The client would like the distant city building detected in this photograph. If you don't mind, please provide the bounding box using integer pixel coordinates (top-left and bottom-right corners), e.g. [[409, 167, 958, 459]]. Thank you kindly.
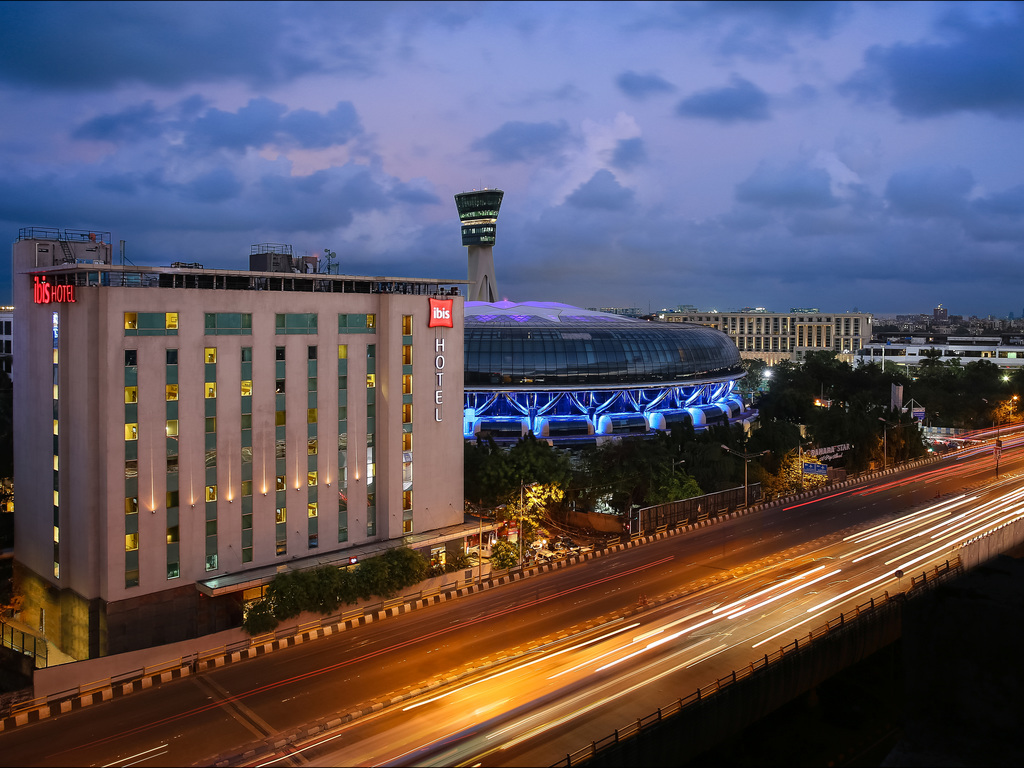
[[13, 227, 467, 659], [0, 306, 12, 378], [934, 304, 948, 324], [656, 309, 872, 366], [585, 306, 643, 318], [856, 332, 1024, 371]]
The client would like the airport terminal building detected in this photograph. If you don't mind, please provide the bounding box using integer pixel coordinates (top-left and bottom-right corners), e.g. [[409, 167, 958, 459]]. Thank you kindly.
[[12, 229, 465, 658]]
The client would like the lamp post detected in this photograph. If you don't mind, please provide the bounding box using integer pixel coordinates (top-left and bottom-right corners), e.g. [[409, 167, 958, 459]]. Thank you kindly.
[[721, 444, 770, 508], [877, 417, 894, 471]]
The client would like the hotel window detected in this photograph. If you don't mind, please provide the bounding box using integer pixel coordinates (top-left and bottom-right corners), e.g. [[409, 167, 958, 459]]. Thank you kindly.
[[308, 502, 318, 518], [276, 410, 286, 426], [124, 386, 138, 403], [205, 382, 217, 398], [366, 314, 376, 330], [402, 374, 412, 395], [166, 420, 178, 437], [308, 438, 318, 455], [402, 314, 413, 335], [205, 417, 216, 432], [366, 373, 376, 389], [241, 380, 252, 396], [402, 403, 412, 423], [166, 384, 178, 400], [402, 345, 413, 365], [125, 423, 138, 441], [124, 312, 138, 330], [307, 471, 318, 487], [276, 475, 286, 491], [165, 312, 178, 330], [125, 496, 139, 515], [204, 347, 217, 364], [125, 533, 139, 552], [206, 485, 217, 502]]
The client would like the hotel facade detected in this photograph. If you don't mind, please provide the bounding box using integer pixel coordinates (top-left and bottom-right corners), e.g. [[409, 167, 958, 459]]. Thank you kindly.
[[12, 229, 465, 659]]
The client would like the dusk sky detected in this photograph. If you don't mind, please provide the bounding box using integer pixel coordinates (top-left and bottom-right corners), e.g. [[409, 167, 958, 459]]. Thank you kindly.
[[2, 1, 1024, 317]]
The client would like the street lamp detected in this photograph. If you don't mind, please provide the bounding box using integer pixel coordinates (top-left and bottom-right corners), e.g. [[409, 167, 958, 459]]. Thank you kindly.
[[721, 445, 770, 508]]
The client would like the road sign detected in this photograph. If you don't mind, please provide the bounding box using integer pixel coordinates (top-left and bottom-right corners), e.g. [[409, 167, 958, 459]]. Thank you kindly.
[[802, 463, 828, 476]]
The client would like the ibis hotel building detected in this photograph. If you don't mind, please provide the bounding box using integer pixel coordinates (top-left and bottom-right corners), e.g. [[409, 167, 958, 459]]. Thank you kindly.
[[12, 228, 465, 658]]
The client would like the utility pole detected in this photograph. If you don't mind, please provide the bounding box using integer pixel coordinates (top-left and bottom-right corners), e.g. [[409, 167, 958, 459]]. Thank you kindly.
[[721, 444, 770, 508]]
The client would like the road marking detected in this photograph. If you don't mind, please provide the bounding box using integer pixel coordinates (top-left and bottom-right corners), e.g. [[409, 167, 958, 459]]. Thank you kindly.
[[101, 744, 168, 768]]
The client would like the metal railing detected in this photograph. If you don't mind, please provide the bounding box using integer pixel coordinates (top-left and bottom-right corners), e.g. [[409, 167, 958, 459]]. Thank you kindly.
[[0, 621, 47, 668]]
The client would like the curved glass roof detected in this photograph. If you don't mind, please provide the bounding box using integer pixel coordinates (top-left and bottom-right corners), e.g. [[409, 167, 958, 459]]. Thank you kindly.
[[465, 300, 742, 387]]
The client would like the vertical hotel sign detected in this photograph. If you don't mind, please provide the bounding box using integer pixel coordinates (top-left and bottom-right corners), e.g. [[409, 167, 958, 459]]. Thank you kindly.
[[428, 297, 454, 422]]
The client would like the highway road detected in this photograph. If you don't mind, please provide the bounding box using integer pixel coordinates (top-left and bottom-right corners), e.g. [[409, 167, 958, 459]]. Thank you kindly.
[[1, 440, 1022, 767]]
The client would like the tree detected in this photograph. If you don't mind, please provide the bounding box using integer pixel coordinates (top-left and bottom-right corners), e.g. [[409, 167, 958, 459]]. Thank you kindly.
[[242, 599, 278, 635], [501, 482, 564, 542], [490, 540, 519, 570]]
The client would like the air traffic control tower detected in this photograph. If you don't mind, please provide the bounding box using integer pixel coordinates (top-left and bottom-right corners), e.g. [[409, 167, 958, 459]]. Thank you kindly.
[[455, 188, 503, 302]]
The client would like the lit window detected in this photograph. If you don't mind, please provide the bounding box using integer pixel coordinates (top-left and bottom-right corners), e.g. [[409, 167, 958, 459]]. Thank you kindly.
[[402, 374, 412, 394], [204, 347, 217, 364], [402, 345, 412, 365], [125, 423, 138, 441], [53, 419, 59, 435], [338, 344, 348, 360], [276, 507, 287, 523], [241, 380, 252, 397], [308, 438, 318, 455], [53, 384, 59, 399], [165, 312, 178, 330], [366, 373, 375, 389], [402, 315, 412, 335], [308, 502, 318, 518], [205, 485, 217, 502], [124, 386, 137, 404], [402, 432, 412, 451], [53, 456, 58, 471], [307, 408, 317, 423], [241, 480, 252, 496], [53, 525, 60, 543], [125, 497, 138, 514], [125, 533, 139, 552], [275, 410, 286, 426], [205, 417, 216, 432], [53, 349, 58, 364], [166, 384, 178, 401], [276, 475, 286, 491], [166, 420, 178, 437], [402, 403, 412, 423], [124, 312, 137, 330], [307, 471, 318, 487], [205, 382, 217, 399], [366, 314, 376, 330], [53, 562, 60, 579]]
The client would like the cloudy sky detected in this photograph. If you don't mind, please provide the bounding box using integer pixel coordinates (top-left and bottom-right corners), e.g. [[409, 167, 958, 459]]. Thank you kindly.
[[2, 1, 1023, 316]]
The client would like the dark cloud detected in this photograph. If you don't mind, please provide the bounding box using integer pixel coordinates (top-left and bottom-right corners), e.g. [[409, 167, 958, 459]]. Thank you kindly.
[[470, 121, 573, 164], [841, 8, 1024, 118], [182, 169, 244, 204], [885, 167, 974, 218], [615, 71, 675, 100], [73, 98, 363, 154], [676, 76, 771, 122], [0, 2, 334, 90], [73, 102, 164, 142], [735, 162, 839, 209], [610, 138, 648, 171], [654, 1, 851, 61], [565, 170, 635, 211]]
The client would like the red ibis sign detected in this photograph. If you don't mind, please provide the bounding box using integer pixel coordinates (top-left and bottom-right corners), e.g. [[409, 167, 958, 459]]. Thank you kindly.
[[428, 297, 453, 328], [34, 276, 76, 304]]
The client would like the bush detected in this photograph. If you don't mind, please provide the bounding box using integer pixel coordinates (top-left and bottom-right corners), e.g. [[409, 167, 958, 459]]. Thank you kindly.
[[242, 599, 278, 635], [240, 547, 432, 635]]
